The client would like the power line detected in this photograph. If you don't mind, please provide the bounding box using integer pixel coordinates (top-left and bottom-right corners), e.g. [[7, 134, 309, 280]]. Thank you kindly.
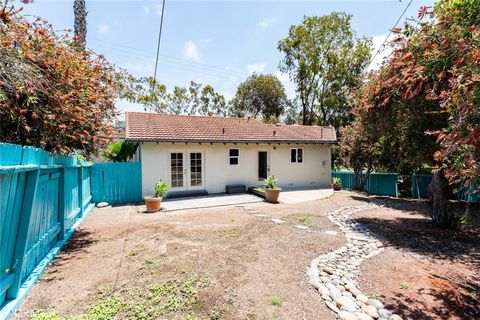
[[150, 0, 166, 113], [367, 0, 414, 70]]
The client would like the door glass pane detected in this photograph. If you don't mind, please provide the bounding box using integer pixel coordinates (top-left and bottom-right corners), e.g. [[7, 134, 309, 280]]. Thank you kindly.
[[190, 153, 202, 186], [171, 153, 183, 187]]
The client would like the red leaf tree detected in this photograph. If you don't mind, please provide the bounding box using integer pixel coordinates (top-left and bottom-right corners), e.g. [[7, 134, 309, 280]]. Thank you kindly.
[[0, 0, 122, 156]]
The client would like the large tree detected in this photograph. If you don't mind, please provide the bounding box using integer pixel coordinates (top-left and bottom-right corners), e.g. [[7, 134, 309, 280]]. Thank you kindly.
[[229, 73, 287, 123], [0, 0, 121, 155], [277, 12, 371, 126], [341, 0, 480, 226]]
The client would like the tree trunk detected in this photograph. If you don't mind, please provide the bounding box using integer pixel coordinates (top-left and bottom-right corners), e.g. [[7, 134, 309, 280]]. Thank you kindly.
[[73, 0, 87, 48], [428, 170, 452, 226]]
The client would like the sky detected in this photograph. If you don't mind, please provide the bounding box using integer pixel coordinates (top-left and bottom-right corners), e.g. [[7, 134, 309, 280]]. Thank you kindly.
[[20, 0, 435, 118]]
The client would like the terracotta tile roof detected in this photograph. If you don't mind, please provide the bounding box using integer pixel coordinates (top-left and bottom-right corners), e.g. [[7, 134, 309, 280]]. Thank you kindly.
[[125, 112, 337, 144]]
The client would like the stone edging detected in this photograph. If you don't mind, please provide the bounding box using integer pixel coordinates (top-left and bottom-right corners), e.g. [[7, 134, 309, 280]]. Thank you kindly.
[[307, 203, 403, 320]]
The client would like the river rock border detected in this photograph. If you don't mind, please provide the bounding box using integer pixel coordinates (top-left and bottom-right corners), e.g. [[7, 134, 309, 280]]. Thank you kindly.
[[307, 203, 403, 320]]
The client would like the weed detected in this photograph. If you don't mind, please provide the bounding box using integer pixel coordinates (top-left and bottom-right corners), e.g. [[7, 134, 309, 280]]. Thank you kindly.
[[229, 217, 236, 223], [270, 296, 284, 306], [221, 231, 240, 239], [369, 292, 381, 299], [31, 311, 61, 320], [400, 281, 409, 289], [210, 308, 220, 320], [297, 214, 313, 227]]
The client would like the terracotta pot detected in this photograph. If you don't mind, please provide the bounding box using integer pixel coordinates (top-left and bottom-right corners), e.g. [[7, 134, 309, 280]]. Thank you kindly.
[[265, 188, 281, 203], [333, 184, 341, 191], [144, 196, 162, 213]]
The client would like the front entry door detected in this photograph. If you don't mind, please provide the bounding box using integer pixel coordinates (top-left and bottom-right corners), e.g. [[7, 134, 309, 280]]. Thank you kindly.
[[258, 151, 268, 180], [169, 151, 204, 191]]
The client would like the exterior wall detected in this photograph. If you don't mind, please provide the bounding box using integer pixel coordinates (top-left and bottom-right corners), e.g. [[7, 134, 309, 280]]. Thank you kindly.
[[140, 142, 332, 196]]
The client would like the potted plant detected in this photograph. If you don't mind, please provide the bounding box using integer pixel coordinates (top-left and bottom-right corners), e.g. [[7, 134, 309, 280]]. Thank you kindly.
[[264, 175, 281, 203], [332, 177, 342, 191], [144, 180, 169, 213]]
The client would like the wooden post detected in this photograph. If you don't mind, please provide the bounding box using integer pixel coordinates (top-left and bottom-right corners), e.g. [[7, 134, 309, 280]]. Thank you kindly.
[[78, 166, 84, 218], [6, 169, 40, 299], [58, 167, 66, 240]]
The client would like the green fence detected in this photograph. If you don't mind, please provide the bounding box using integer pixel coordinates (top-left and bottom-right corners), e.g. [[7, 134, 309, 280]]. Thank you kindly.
[[0, 143, 94, 319], [412, 173, 479, 203], [333, 171, 399, 197]]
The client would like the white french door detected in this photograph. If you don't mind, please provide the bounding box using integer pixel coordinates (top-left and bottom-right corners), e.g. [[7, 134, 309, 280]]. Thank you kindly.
[[169, 151, 204, 191]]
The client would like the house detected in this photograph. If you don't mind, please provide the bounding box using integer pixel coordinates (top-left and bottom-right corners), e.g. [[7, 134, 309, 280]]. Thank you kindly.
[[125, 112, 337, 197]]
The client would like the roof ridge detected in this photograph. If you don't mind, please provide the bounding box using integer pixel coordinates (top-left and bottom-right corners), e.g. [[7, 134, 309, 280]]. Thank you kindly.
[[124, 111, 263, 122]]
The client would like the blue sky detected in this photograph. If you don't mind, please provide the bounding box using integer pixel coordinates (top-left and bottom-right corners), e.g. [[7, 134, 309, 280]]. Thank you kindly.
[[21, 0, 434, 117]]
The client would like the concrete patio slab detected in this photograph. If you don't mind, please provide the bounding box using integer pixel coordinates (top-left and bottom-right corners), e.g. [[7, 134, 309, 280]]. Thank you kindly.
[[279, 188, 333, 204], [161, 193, 262, 211]]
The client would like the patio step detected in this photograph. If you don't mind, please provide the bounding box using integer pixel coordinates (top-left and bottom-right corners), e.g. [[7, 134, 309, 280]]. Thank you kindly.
[[167, 190, 208, 199]]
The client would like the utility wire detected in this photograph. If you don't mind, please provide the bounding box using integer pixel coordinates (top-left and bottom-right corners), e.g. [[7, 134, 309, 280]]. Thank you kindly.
[[149, 0, 166, 113], [367, 0, 414, 70]]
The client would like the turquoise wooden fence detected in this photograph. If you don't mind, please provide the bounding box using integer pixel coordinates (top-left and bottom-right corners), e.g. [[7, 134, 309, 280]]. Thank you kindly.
[[0, 143, 94, 319], [90, 162, 142, 205], [333, 171, 399, 197], [412, 173, 479, 203]]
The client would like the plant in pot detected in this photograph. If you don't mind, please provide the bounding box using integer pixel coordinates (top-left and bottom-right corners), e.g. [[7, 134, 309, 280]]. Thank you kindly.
[[332, 177, 342, 191], [264, 175, 281, 203], [144, 180, 169, 213]]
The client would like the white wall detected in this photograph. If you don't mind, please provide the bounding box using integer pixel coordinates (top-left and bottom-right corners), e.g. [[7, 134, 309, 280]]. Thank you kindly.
[[140, 142, 332, 196]]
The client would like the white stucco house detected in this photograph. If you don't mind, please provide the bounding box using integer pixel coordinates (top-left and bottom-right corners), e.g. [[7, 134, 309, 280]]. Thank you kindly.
[[125, 112, 337, 197]]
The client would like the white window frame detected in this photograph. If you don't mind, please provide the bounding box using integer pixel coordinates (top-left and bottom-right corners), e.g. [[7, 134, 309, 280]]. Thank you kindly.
[[290, 148, 304, 163], [229, 148, 240, 165]]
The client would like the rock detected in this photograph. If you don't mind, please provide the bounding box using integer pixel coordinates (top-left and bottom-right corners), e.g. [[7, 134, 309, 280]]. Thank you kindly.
[[330, 288, 342, 300], [325, 282, 336, 291], [323, 266, 334, 274], [341, 305, 359, 313], [271, 218, 284, 224], [325, 301, 339, 313], [355, 313, 374, 320], [363, 305, 380, 319], [322, 294, 332, 302], [343, 291, 354, 298], [356, 294, 369, 304], [294, 224, 309, 230], [388, 315, 402, 320], [367, 299, 384, 310], [319, 285, 330, 297], [320, 276, 330, 283], [350, 288, 362, 297], [338, 311, 359, 320], [378, 309, 392, 318], [335, 296, 358, 310], [96, 202, 109, 208]]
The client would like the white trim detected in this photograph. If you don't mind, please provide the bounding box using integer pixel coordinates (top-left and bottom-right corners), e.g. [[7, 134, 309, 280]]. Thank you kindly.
[[290, 148, 304, 163]]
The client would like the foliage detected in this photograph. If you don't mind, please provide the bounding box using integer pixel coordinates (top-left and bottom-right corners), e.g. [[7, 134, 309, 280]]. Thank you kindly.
[[153, 180, 169, 198], [332, 177, 341, 185], [229, 73, 288, 123], [270, 296, 284, 306], [342, 0, 480, 222], [264, 175, 279, 189], [100, 140, 138, 162], [278, 12, 371, 127], [122, 77, 227, 116], [0, 0, 121, 155]]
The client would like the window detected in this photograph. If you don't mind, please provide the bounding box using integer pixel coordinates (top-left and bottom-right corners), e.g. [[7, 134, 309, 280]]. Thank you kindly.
[[290, 148, 303, 163], [229, 149, 239, 165]]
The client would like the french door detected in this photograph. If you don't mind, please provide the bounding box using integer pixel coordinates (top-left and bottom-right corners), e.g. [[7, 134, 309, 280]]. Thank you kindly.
[[169, 151, 204, 191]]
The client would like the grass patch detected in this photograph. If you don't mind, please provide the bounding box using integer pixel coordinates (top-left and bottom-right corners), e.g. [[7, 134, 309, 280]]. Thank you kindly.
[[32, 276, 213, 320], [400, 281, 409, 289], [229, 217, 236, 223], [220, 231, 240, 239], [270, 296, 284, 307], [297, 213, 313, 227]]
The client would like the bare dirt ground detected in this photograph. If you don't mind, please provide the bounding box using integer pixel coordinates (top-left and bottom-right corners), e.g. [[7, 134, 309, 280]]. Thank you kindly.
[[353, 199, 480, 320], [14, 191, 367, 320], [13, 192, 480, 320]]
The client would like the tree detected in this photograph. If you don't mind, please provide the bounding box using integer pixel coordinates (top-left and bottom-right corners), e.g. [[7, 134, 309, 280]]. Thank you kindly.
[[122, 77, 227, 116], [278, 12, 371, 126], [342, 0, 480, 226], [229, 73, 287, 123], [0, 0, 121, 155], [73, 0, 87, 48]]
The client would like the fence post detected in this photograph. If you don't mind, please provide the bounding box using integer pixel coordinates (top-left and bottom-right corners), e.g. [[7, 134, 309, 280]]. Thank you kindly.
[[78, 166, 84, 218], [6, 169, 40, 299], [58, 167, 66, 240]]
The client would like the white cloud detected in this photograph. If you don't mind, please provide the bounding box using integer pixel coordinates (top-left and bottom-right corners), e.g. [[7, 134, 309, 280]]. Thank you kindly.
[[246, 63, 266, 74], [143, 6, 150, 14], [97, 23, 110, 35], [199, 38, 212, 44], [256, 18, 278, 28], [368, 33, 393, 71], [183, 41, 201, 62]]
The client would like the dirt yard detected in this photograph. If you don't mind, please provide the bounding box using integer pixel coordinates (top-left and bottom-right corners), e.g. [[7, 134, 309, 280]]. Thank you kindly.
[[353, 199, 480, 320], [13, 192, 480, 320]]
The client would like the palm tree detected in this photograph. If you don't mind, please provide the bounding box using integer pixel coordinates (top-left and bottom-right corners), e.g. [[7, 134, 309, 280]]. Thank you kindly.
[[73, 0, 87, 48]]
